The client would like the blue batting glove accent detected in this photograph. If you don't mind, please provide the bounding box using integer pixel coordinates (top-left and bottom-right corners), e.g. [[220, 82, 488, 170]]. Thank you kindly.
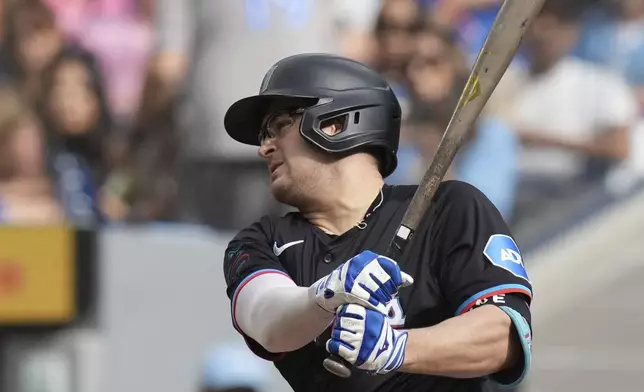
[[312, 250, 414, 315], [326, 304, 408, 375]]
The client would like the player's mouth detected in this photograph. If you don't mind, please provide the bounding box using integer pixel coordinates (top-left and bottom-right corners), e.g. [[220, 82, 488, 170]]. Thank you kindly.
[[269, 162, 283, 179]]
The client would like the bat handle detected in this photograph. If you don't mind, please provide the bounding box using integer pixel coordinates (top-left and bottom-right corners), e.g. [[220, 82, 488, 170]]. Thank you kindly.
[[323, 354, 353, 378]]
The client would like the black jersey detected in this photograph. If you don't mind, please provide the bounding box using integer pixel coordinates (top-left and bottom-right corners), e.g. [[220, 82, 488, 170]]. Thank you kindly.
[[223, 181, 533, 392]]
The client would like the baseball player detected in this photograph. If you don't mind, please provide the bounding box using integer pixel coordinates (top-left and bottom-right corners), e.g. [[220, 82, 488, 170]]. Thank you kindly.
[[222, 53, 532, 392]]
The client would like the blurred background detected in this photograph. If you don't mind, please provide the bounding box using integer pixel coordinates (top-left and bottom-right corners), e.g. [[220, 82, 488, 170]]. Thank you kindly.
[[0, 0, 643, 391]]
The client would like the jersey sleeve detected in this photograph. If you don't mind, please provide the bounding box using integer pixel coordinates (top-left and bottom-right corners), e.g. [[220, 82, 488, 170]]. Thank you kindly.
[[430, 181, 533, 387], [223, 216, 292, 361]]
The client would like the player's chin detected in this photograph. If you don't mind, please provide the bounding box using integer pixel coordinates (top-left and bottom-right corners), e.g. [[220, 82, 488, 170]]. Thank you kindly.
[[270, 178, 294, 205]]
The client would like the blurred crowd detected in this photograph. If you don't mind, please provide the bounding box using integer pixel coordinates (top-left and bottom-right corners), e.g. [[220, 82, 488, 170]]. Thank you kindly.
[[0, 0, 170, 226], [0, 0, 643, 234], [1, 1, 644, 391], [360, 0, 644, 230]]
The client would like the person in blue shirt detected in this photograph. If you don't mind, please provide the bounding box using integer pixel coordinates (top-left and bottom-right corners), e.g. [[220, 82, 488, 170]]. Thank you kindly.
[[574, 0, 644, 111], [456, 116, 519, 220], [38, 47, 112, 225], [388, 14, 519, 220], [428, 0, 503, 60], [389, 98, 519, 221]]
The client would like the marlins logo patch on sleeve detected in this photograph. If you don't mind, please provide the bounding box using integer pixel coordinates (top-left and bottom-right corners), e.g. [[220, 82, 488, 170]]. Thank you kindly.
[[224, 246, 250, 283], [483, 234, 529, 282]]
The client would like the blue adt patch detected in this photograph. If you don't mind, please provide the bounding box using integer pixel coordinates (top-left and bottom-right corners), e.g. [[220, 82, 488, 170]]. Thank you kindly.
[[483, 234, 529, 282]]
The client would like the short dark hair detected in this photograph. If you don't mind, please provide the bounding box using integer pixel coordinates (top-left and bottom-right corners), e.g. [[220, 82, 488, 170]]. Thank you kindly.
[[417, 17, 461, 48], [374, 8, 426, 39], [3, 0, 58, 75]]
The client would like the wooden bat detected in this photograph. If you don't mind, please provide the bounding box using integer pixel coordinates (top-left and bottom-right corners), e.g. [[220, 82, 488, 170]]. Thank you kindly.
[[322, 0, 547, 378]]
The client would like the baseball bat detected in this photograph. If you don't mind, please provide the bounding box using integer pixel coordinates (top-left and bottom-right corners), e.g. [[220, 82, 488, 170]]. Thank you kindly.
[[322, 0, 547, 378]]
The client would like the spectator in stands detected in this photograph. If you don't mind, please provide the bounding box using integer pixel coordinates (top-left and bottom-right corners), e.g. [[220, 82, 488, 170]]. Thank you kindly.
[[99, 51, 181, 223], [74, 0, 155, 123], [575, 0, 644, 188], [389, 21, 463, 187], [373, 0, 426, 94], [38, 46, 109, 226], [0, 0, 64, 103], [0, 1, 4, 45], [504, 0, 638, 223], [150, 0, 341, 230], [390, 96, 519, 219], [39, 0, 155, 122], [405, 21, 467, 104], [200, 343, 270, 392], [388, 21, 458, 186], [574, 0, 644, 187], [41, 0, 91, 40], [39, 47, 110, 182], [390, 19, 519, 218], [430, 0, 503, 61], [451, 112, 519, 221], [388, 98, 458, 186], [332, 0, 382, 64], [0, 87, 63, 224], [576, 0, 644, 111]]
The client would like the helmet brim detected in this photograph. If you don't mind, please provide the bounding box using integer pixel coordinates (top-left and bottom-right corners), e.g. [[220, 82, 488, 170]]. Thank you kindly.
[[224, 94, 319, 146]]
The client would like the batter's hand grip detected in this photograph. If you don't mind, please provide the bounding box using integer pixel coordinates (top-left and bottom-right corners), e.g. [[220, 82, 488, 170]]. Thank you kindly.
[[322, 239, 408, 377]]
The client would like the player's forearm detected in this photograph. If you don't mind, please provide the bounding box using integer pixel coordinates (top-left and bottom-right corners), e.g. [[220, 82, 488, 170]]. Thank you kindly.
[[587, 127, 630, 160], [518, 130, 576, 149], [252, 286, 333, 352], [235, 276, 333, 353], [400, 306, 518, 378]]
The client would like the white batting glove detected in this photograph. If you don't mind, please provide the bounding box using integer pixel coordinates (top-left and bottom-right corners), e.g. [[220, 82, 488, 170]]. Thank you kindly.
[[326, 304, 408, 375], [310, 250, 414, 315]]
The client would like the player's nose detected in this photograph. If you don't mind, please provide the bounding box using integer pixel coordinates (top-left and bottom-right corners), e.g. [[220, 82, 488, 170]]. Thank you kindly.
[[258, 139, 276, 159]]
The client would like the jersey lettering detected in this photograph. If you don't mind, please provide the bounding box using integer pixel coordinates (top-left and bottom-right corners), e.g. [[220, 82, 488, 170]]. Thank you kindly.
[[386, 298, 406, 328], [483, 234, 530, 282], [501, 248, 522, 264], [474, 294, 506, 308]]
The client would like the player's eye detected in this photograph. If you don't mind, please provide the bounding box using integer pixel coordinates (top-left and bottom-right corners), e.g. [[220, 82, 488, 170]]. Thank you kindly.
[[259, 114, 282, 143], [259, 108, 305, 143], [268, 111, 298, 135], [271, 116, 292, 133], [258, 128, 271, 144]]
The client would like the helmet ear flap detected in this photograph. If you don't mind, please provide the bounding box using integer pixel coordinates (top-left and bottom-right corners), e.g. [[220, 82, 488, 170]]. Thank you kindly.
[[347, 145, 393, 176]]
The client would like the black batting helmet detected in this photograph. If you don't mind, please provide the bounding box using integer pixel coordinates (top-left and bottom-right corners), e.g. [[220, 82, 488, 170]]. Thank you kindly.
[[223, 53, 402, 177]]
